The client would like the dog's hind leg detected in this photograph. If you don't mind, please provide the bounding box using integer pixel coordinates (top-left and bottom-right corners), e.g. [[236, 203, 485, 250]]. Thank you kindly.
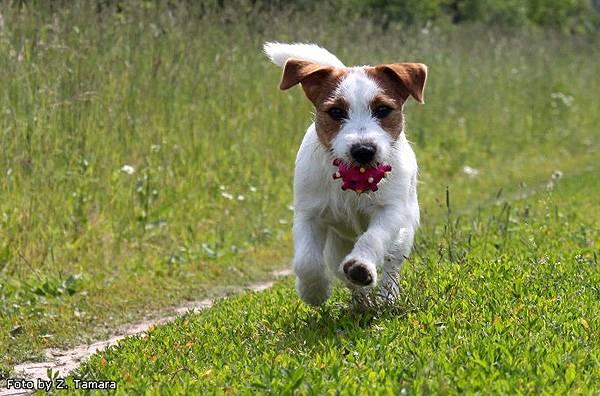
[[377, 255, 404, 304], [377, 227, 415, 304], [293, 216, 331, 306]]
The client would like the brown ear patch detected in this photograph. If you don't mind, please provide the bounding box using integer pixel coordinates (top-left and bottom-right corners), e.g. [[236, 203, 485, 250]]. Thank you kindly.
[[279, 59, 348, 147], [279, 58, 347, 107], [366, 63, 427, 104], [280, 59, 332, 90]]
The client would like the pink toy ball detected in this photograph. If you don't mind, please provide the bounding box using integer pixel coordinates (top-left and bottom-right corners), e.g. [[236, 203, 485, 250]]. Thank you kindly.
[[332, 159, 392, 193]]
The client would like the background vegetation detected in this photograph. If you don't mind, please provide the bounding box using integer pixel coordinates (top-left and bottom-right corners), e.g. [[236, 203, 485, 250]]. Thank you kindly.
[[200, 0, 600, 32], [0, 0, 598, 390]]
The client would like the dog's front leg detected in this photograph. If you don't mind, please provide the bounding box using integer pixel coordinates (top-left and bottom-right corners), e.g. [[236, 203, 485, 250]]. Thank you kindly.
[[341, 206, 405, 288], [292, 212, 331, 306]]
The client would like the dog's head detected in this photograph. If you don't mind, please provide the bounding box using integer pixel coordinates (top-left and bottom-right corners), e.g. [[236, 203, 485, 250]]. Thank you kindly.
[[279, 59, 427, 167]]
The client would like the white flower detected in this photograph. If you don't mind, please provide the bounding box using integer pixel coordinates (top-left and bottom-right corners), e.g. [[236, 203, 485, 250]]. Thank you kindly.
[[546, 170, 563, 191], [552, 170, 563, 180], [462, 165, 479, 177], [221, 192, 233, 200], [249, 186, 257, 192], [120, 165, 135, 175], [551, 92, 574, 107], [237, 195, 245, 201]]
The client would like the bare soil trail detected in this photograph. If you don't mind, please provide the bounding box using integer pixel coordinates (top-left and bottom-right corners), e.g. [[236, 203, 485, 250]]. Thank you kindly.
[[1, 269, 292, 396]]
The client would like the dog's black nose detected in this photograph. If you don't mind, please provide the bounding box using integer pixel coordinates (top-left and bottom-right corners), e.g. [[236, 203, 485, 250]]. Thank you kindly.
[[350, 143, 377, 165]]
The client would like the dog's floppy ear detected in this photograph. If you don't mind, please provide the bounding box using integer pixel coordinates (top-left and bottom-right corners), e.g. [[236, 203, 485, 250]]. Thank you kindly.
[[279, 59, 339, 105], [374, 63, 427, 104]]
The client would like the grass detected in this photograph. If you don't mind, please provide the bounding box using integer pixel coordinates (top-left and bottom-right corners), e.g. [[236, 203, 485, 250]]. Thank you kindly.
[[1, 0, 598, 381], [69, 170, 599, 394]]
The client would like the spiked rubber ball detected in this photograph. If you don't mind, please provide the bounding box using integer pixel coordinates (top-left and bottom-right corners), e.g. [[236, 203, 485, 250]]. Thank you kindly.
[[332, 159, 392, 193]]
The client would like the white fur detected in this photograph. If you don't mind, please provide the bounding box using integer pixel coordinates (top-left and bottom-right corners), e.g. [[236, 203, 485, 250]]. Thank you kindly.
[[264, 43, 420, 306], [263, 42, 346, 68], [331, 69, 394, 167]]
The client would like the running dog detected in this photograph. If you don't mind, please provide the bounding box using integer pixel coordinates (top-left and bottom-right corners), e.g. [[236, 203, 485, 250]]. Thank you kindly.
[[264, 42, 427, 306]]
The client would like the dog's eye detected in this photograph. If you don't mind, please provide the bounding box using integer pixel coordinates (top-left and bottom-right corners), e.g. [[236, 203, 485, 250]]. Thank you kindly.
[[373, 105, 393, 119], [327, 107, 347, 121]]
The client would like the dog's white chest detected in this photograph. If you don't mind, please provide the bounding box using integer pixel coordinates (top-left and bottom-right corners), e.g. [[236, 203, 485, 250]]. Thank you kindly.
[[319, 198, 372, 240]]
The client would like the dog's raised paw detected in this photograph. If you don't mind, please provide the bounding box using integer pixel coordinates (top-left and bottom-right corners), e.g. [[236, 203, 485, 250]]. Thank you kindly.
[[342, 259, 374, 286]]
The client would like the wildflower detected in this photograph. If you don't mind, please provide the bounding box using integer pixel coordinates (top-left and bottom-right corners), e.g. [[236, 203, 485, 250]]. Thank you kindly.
[[120, 165, 135, 175], [221, 192, 233, 200], [237, 195, 245, 201], [462, 165, 479, 177], [552, 170, 563, 180], [550, 92, 574, 107], [546, 169, 563, 191]]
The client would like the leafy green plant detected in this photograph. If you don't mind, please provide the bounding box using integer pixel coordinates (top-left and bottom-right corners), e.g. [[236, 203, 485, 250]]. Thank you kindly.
[[29, 274, 81, 298]]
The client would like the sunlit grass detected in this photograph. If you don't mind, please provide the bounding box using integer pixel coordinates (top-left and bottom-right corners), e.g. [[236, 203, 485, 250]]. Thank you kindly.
[[0, 2, 598, 375], [71, 170, 599, 394]]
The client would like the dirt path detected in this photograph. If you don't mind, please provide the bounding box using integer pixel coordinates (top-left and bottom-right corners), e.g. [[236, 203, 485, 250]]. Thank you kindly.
[[1, 269, 292, 396]]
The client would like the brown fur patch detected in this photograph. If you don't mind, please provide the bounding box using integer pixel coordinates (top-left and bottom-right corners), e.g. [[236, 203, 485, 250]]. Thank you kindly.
[[366, 64, 427, 139], [369, 94, 404, 140], [279, 59, 348, 148], [314, 97, 349, 148], [366, 63, 427, 104]]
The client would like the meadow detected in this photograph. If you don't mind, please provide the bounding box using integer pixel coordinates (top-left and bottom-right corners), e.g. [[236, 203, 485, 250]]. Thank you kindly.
[[0, 1, 598, 391], [72, 169, 599, 394]]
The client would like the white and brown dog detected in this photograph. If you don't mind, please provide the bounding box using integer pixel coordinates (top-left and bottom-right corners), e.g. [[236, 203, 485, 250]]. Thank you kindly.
[[264, 42, 427, 306]]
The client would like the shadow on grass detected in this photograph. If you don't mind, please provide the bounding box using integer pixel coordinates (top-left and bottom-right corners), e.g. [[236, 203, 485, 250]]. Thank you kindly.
[[277, 286, 425, 353]]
